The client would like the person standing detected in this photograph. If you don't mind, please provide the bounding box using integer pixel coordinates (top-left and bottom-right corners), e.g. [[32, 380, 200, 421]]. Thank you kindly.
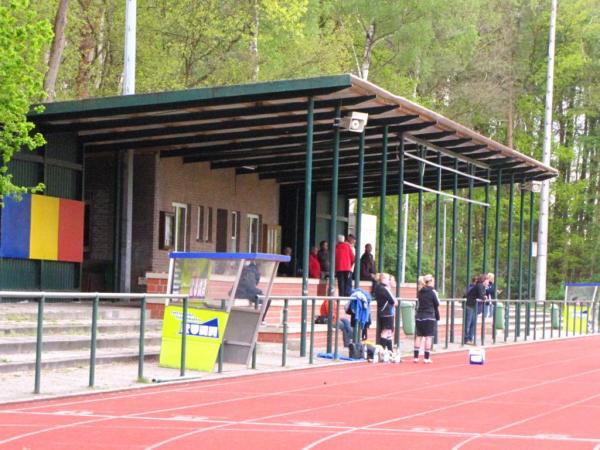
[[485, 272, 496, 318], [465, 274, 488, 344], [372, 272, 397, 352], [317, 240, 329, 279], [360, 243, 376, 281], [277, 247, 293, 277], [335, 235, 354, 297], [308, 245, 320, 279], [414, 274, 440, 363]]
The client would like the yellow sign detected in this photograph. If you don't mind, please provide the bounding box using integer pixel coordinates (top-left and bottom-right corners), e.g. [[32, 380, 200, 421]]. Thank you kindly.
[[563, 304, 589, 333], [159, 305, 229, 372]]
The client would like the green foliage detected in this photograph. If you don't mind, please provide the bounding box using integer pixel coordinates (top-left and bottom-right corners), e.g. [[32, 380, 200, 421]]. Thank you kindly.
[[7, 0, 598, 298], [0, 0, 51, 199]]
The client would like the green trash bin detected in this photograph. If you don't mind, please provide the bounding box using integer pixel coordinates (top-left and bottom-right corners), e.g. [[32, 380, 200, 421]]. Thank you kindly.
[[494, 302, 505, 330], [551, 304, 560, 329], [401, 302, 415, 335]]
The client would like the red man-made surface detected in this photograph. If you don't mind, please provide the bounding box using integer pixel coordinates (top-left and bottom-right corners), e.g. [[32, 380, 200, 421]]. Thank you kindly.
[[1, 336, 599, 449]]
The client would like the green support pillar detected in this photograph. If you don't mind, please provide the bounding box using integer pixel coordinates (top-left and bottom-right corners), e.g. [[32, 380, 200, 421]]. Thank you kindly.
[[395, 134, 405, 348], [435, 153, 442, 285], [327, 103, 342, 298], [483, 170, 490, 274], [518, 181, 526, 300], [450, 160, 458, 342], [528, 190, 535, 299], [300, 97, 315, 357], [354, 131, 365, 287], [417, 146, 424, 278], [378, 126, 389, 272], [466, 165, 473, 288], [506, 174, 515, 301], [395, 134, 405, 296], [493, 170, 502, 343]]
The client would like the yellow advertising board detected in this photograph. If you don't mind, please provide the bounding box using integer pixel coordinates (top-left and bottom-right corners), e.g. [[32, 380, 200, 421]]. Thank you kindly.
[[159, 305, 229, 372], [563, 304, 589, 333]]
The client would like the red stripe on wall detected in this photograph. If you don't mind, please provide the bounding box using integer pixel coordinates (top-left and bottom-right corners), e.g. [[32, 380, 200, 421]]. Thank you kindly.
[[58, 199, 84, 263]]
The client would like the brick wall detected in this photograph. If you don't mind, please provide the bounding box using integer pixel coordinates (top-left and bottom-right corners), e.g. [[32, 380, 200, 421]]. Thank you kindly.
[[151, 158, 279, 273]]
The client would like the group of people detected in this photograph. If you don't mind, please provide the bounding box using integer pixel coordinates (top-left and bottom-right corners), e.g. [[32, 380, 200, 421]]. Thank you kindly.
[[464, 272, 496, 344]]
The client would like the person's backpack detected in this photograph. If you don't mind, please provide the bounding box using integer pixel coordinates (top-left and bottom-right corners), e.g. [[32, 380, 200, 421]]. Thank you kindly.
[[348, 341, 364, 359]]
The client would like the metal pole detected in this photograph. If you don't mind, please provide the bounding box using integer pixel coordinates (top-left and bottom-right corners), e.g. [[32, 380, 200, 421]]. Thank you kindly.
[[378, 126, 389, 272], [517, 182, 526, 338], [450, 160, 458, 342], [301, 97, 315, 357], [507, 175, 515, 301], [528, 190, 535, 299], [328, 103, 340, 298], [401, 196, 409, 284], [34, 295, 45, 394], [396, 134, 405, 296], [442, 201, 447, 296], [354, 131, 365, 287], [483, 169, 490, 274], [417, 146, 424, 277], [494, 170, 503, 301], [435, 153, 442, 285], [536, 0, 557, 303], [88, 295, 99, 387], [138, 296, 146, 380], [466, 165, 474, 343], [466, 165, 473, 288], [180, 297, 188, 377], [123, 0, 136, 95]]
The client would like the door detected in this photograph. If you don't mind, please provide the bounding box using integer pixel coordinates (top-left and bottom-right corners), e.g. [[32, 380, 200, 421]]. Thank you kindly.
[[216, 208, 228, 252]]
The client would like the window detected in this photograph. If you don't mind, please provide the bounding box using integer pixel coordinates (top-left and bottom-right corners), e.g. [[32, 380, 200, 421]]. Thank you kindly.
[[196, 206, 204, 241], [159, 211, 175, 250], [172, 203, 188, 251], [231, 211, 240, 251], [247, 214, 259, 252], [195, 205, 213, 242]]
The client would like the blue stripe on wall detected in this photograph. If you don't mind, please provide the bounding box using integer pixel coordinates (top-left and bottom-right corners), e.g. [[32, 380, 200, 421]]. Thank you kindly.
[[0, 194, 31, 259]]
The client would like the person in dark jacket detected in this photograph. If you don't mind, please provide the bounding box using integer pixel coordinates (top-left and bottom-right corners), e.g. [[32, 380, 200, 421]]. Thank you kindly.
[[360, 243, 376, 281], [465, 274, 489, 344], [372, 272, 397, 352], [317, 240, 329, 279], [414, 274, 440, 363]]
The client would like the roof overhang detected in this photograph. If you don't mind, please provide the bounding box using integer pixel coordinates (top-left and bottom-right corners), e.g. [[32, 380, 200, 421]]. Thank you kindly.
[[29, 74, 557, 197]]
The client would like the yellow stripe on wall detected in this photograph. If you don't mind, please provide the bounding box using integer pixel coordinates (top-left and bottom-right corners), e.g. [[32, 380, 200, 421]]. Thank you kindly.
[[29, 195, 59, 261]]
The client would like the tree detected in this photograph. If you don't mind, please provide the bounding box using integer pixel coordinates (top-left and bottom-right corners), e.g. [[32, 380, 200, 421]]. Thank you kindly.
[[0, 0, 52, 199]]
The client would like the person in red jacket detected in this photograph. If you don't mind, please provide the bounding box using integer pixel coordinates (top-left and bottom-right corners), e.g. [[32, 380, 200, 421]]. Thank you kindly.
[[335, 235, 355, 297], [308, 245, 320, 279]]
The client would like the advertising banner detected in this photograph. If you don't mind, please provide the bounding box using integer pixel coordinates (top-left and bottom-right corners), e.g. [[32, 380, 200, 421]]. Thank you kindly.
[[159, 305, 229, 372]]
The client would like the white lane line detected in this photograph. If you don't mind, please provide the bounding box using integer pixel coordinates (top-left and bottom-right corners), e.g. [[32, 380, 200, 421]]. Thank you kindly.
[[301, 363, 600, 450], [451, 390, 600, 449], [140, 348, 594, 450], [0, 342, 590, 447]]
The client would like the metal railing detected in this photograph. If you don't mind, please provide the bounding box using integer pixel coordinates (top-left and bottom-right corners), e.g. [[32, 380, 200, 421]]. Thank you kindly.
[[1, 291, 598, 394]]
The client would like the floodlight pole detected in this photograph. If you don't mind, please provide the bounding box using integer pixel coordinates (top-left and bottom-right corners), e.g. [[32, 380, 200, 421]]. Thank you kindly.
[[123, 0, 136, 95], [536, 0, 557, 302]]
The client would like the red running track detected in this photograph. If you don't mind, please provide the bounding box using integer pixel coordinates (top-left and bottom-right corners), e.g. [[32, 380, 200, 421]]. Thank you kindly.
[[1, 336, 600, 450]]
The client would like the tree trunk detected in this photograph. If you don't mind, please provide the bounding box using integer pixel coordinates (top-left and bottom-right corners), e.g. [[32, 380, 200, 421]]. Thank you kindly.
[[75, 0, 97, 99], [44, 0, 70, 102], [251, 0, 259, 82], [361, 21, 375, 80], [506, 82, 514, 148]]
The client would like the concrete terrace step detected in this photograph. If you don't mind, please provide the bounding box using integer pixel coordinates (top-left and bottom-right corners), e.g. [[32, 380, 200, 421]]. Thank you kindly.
[[0, 332, 162, 355], [0, 303, 143, 321], [0, 319, 163, 337], [0, 347, 161, 374]]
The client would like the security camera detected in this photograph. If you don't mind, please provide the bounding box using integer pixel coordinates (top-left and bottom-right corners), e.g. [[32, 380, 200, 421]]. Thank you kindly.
[[335, 111, 369, 133], [521, 181, 542, 192]]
